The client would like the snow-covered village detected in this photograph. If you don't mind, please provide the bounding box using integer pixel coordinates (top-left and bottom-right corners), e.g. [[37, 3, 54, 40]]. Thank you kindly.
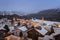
[[0, 0, 60, 40], [0, 17, 60, 40]]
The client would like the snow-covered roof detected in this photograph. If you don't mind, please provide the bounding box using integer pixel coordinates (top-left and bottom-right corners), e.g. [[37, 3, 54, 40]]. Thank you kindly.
[[53, 27, 60, 34], [18, 26, 28, 31], [0, 24, 5, 30], [9, 27, 14, 32], [14, 22, 18, 26], [32, 19, 42, 23], [35, 27, 48, 35], [43, 26, 52, 31]]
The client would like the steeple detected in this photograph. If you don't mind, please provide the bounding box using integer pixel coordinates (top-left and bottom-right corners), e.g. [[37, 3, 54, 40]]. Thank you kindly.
[[42, 16, 44, 25]]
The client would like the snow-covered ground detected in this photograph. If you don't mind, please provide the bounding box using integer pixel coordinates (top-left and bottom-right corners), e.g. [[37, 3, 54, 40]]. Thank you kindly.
[[32, 19, 60, 24]]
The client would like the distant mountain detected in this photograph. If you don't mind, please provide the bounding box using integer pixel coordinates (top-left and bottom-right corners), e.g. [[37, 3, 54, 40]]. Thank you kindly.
[[0, 14, 23, 19], [0, 11, 27, 16], [0, 9, 60, 22], [23, 9, 60, 22]]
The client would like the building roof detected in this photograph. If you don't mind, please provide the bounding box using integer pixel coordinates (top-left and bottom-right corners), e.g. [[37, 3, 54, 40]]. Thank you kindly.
[[18, 26, 28, 31], [35, 27, 48, 35]]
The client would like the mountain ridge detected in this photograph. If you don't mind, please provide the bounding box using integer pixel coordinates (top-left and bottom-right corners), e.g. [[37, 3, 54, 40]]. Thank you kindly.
[[23, 9, 60, 21], [0, 9, 60, 22]]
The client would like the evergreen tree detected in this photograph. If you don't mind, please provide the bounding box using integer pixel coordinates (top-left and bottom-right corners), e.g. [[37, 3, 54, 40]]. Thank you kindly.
[[4, 25, 10, 32]]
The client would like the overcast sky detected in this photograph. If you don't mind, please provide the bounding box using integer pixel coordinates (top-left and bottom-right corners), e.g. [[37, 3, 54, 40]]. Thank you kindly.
[[0, 0, 60, 13]]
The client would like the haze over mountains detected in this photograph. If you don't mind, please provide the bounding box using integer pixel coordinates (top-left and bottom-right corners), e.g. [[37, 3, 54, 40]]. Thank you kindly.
[[24, 9, 60, 21], [0, 11, 27, 16], [0, 8, 60, 21]]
